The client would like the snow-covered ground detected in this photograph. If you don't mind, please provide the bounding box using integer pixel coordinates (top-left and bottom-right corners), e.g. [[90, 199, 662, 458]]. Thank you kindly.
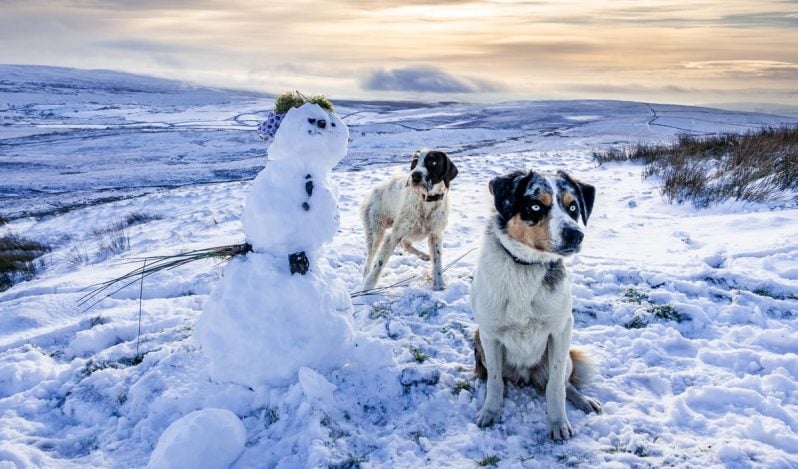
[[1, 66, 798, 467]]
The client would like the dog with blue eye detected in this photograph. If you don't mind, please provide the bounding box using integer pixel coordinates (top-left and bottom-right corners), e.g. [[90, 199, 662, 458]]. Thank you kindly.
[[471, 168, 601, 440], [361, 150, 458, 291]]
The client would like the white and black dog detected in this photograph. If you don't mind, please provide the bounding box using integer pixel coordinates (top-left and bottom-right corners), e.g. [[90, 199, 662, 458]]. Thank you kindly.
[[471, 168, 601, 440], [361, 150, 458, 291]]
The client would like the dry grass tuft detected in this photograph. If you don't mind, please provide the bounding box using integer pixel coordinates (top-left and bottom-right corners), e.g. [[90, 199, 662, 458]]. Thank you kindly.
[[0, 234, 50, 291], [594, 126, 798, 207], [92, 221, 130, 259]]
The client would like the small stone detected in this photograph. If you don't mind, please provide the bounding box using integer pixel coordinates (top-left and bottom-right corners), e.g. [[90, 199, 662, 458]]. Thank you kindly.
[[399, 366, 440, 386]]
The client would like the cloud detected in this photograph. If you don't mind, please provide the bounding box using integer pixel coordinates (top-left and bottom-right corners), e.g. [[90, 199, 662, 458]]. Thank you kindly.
[[93, 39, 205, 54], [482, 39, 599, 60], [682, 60, 798, 80], [361, 66, 502, 93], [561, 83, 695, 95], [722, 12, 798, 27]]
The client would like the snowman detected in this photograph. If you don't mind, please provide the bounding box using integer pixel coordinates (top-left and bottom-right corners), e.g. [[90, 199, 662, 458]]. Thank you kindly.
[[195, 102, 357, 389]]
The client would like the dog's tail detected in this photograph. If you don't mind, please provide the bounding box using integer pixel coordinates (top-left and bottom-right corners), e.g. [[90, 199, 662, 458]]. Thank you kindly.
[[568, 347, 597, 388]]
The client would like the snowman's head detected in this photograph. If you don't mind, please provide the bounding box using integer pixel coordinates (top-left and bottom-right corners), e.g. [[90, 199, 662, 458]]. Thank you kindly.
[[268, 103, 349, 169]]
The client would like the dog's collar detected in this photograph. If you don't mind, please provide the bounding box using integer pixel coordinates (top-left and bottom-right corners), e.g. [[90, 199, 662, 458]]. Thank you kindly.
[[423, 193, 444, 202], [497, 239, 548, 266]]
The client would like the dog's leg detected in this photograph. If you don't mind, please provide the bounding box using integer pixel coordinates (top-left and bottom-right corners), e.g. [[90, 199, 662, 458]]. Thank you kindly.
[[364, 223, 386, 277], [402, 241, 430, 261], [546, 318, 574, 440], [428, 233, 444, 290], [476, 333, 504, 427], [362, 231, 402, 290], [361, 204, 383, 276]]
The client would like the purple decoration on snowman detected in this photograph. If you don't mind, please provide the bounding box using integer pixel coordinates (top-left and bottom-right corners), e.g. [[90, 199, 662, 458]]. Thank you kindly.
[[256, 111, 286, 144]]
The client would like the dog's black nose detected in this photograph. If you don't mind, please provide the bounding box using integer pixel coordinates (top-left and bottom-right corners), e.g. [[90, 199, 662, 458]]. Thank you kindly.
[[411, 171, 422, 184], [317, 119, 326, 129], [562, 226, 583, 247]]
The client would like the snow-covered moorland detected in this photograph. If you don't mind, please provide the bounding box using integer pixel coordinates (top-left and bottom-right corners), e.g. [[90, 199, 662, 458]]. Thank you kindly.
[[1, 65, 798, 468]]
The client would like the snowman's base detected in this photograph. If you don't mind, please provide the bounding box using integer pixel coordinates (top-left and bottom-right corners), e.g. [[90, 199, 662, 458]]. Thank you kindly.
[[196, 252, 355, 389]]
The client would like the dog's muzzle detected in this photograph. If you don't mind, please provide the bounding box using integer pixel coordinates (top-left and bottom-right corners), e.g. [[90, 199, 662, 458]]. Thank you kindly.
[[558, 226, 584, 255], [410, 171, 432, 191]]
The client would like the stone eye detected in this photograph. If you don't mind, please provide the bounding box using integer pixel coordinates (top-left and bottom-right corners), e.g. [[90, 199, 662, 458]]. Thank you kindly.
[[308, 118, 316, 124]]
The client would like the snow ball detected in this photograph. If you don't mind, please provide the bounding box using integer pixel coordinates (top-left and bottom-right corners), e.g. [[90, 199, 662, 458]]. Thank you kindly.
[[242, 159, 340, 254], [147, 408, 246, 469]]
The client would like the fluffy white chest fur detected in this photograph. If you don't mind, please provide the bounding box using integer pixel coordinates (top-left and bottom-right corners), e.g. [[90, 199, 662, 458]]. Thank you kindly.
[[472, 234, 572, 368]]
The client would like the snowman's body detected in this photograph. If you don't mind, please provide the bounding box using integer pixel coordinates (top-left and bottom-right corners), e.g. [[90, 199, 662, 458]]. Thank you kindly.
[[196, 104, 355, 388]]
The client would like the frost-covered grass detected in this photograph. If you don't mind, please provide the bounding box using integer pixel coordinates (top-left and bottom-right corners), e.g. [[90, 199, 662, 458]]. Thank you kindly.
[[594, 126, 798, 207]]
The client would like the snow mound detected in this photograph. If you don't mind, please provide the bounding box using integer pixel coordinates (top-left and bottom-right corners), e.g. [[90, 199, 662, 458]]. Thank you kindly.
[[0, 346, 67, 398], [147, 408, 245, 469]]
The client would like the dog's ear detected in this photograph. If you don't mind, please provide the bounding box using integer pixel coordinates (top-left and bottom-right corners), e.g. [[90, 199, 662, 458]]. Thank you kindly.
[[558, 170, 595, 225], [442, 152, 458, 188], [410, 150, 421, 170], [489, 170, 527, 222]]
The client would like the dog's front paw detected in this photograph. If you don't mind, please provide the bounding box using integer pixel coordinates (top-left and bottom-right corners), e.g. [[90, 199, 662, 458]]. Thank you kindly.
[[583, 397, 602, 414], [548, 419, 574, 441], [418, 253, 431, 262], [572, 394, 602, 414], [432, 281, 445, 291], [476, 404, 501, 427]]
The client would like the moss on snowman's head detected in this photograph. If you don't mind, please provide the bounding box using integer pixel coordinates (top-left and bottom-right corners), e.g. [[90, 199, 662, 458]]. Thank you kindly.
[[268, 103, 349, 169], [258, 91, 338, 145], [274, 91, 334, 114]]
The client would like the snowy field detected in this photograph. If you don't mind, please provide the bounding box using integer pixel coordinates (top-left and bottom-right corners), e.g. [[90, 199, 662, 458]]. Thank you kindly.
[[2, 65, 798, 467]]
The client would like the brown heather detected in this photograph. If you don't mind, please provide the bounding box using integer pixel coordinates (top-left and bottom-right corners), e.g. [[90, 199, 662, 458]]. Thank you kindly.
[[593, 126, 798, 207]]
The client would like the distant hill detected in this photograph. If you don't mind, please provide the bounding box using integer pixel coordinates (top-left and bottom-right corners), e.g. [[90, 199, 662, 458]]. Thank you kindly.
[[0, 64, 269, 106]]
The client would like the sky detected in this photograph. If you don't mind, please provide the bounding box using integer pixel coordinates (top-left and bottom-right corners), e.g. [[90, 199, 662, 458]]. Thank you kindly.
[[1, 0, 797, 108]]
